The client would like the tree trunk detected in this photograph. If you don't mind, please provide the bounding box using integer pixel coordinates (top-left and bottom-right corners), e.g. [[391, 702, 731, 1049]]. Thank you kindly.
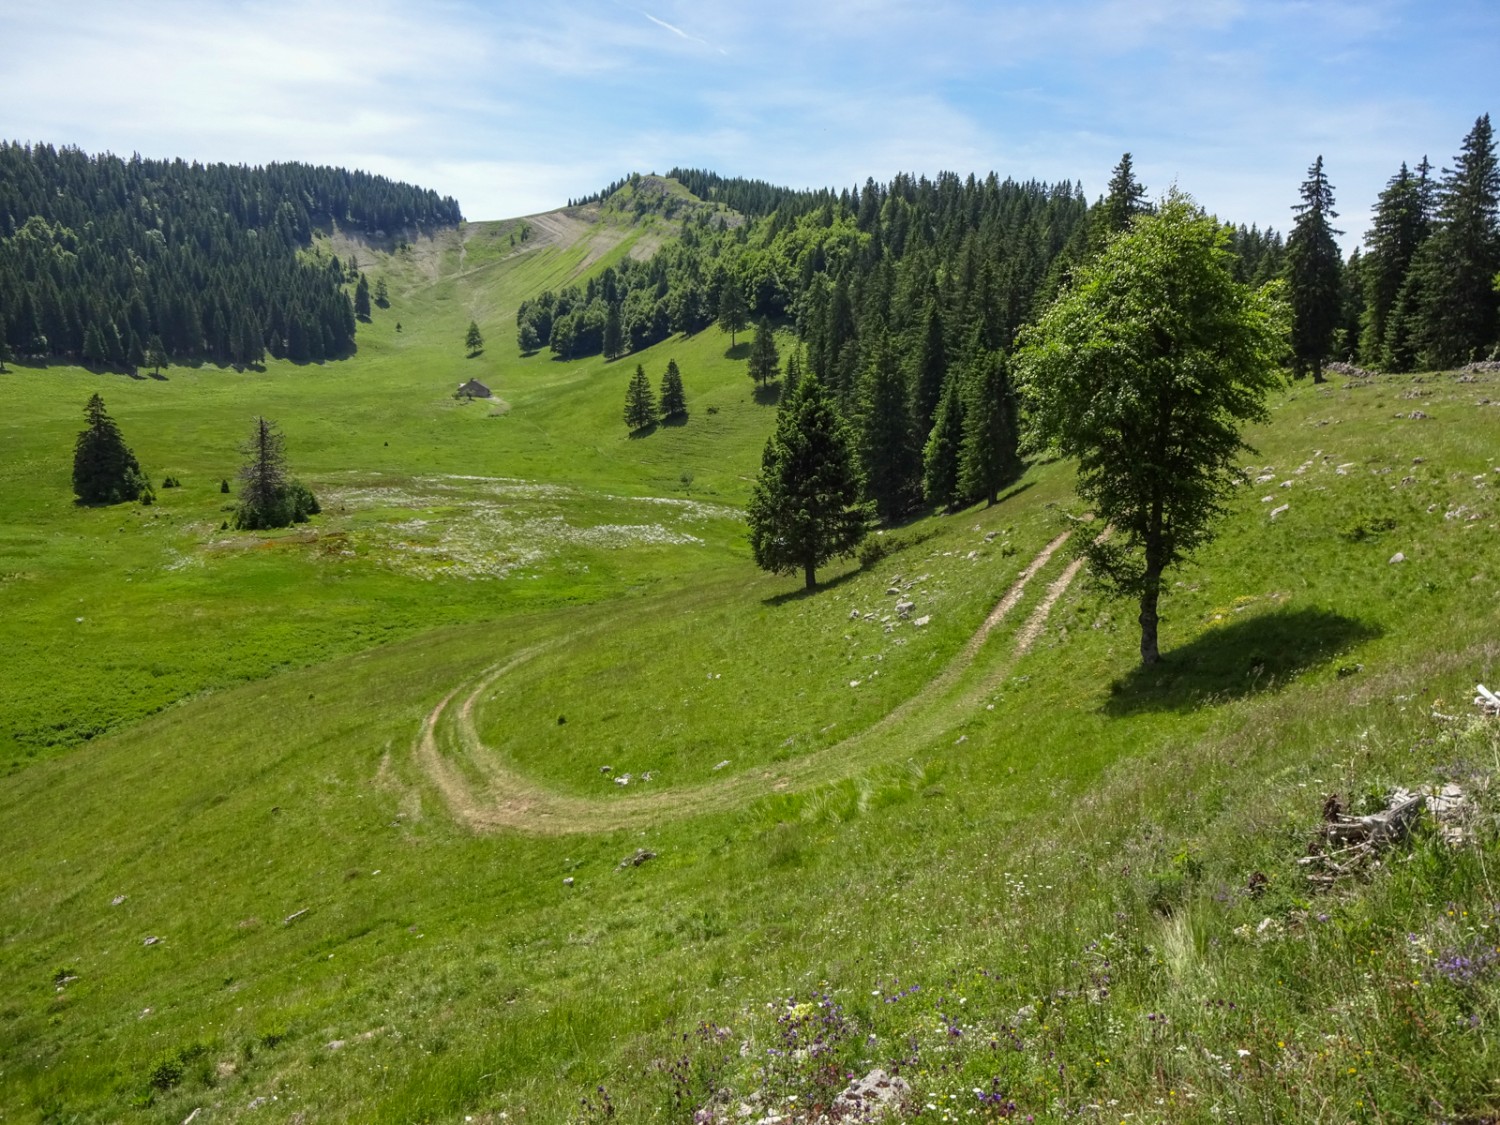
[[804, 560, 817, 590], [1138, 577, 1161, 665]]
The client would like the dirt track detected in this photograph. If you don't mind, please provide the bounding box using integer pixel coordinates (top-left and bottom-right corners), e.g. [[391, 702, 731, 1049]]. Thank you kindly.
[[413, 533, 1082, 835]]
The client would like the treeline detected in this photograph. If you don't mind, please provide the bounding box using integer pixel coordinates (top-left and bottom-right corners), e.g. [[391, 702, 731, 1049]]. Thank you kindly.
[[1345, 114, 1500, 371], [0, 142, 461, 368]]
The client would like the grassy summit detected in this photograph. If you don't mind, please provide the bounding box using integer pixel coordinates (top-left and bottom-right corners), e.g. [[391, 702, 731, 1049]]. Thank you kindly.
[[2, 185, 1499, 1122]]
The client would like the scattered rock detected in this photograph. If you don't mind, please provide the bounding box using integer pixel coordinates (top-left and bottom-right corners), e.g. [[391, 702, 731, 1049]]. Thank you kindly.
[[563, 877, 574, 887], [283, 908, 309, 926], [914, 615, 931, 627], [849, 608, 862, 620], [327, 1039, 346, 1051], [712, 760, 729, 770], [183, 1109, 202, 1124], [1280, 480, 1293, 489], [1406, 410, 1429, 420], [143, 935, 161, 946], [895, 600, 914, 618], [834, 1068, 912, 1119], [1389, 551, 1406, 564], [849, 679, 861, 688], [1270, 503, 1290, 520], [599, 765, 612, 774], [1326, 360, 1374, 378], [984, 531, 998, 541], [613, 774, 631, 786], [619, 849, 656, 868], [247, 1097, 267, 1110], [111, 894, 127, 906], [886, 586, 900, 596], [1477, 684, 1500, 716]]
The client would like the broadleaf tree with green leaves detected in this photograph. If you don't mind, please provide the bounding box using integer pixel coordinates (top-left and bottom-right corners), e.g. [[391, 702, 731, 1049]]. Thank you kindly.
[[1015, 191, 1288, 665]]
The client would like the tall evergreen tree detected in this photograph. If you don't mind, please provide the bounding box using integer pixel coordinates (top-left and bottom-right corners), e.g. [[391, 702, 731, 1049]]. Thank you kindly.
[[911, 300, 948, 437], [856, 328, 920, 522], [957, 348, 1020, 506], [624, 363, 656, 430], [1096, 152, 1149, 243], [717, 282, 749, 346], [1286, 155, 1344, 382], [354, 274, 372, 320], [374, 277, 390, 308], [659, 358, 687, 419], [783, 347, 803, 397], [1359, 162, 1430, 367], [747, 317, 780, 385], [922, 368, 966, 509], [234, 417, 319, 530], [465, 320, 484, 355], [603, 302, 623, 359], [745, 373, 867, 590], [72, 394, 146, 504], [1411, 114, 1500, 366]]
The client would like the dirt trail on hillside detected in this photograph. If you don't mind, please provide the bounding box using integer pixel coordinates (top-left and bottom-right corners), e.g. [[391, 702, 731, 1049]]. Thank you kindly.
[[413, 532, 1084, 835]]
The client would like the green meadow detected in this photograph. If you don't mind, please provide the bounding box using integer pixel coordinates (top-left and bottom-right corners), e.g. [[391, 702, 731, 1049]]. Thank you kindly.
[[2, 204, 1499, 1123]]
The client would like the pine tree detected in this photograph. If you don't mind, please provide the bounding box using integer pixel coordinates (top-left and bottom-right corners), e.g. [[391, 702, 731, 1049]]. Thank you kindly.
[[717, 281, 749, 347], [923, 369, 966, 508], [911, 300, 947, 437], [1095, 152, 1149, 243], [1286, 155, 1343, 382], [745, 373, 867, 590], [465, 320, 484, 355], [957, 349, 1020, 506], [146, 334, 167, 376], [354, 274, 372, 320], [234, 417, 320, 530], [1359, 162, 1430, 367], [603, 302, 623, 359], [856, 328, 919, 522], [374, 276, 390, 308], [783, 347, 803, 397], [747, 317, 780, 385], [72, 394, 146, 504], [659, 359, 687, 419], [1411, 115, 1500, 367], [624, 363, 656, 430]]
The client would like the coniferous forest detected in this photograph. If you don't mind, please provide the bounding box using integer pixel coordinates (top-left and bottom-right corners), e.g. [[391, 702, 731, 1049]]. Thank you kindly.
[[0, 143, 462, 369]]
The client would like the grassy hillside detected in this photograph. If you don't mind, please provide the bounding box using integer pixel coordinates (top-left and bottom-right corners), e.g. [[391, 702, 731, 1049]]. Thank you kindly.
[[2, 190, 1499, 1123]]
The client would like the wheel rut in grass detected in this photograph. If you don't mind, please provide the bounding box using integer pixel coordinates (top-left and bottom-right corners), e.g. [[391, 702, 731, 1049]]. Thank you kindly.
[[415, 533, 1079, 834]]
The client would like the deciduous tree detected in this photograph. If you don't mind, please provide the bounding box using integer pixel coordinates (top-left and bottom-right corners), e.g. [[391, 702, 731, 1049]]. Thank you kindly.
[[1015, 192, 1287, 665]]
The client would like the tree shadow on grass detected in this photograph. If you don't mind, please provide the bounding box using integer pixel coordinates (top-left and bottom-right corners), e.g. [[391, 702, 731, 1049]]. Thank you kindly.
[[1103, 607, 1382, 717], [753, 380, 782, 406], [725, 341, 750, 360], [762, 567, 862, 606], [627, 422, 659, 439], [660, 413, 689, 427]]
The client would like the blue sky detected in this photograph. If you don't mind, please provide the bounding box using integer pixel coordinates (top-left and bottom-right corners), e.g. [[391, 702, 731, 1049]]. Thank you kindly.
[[2, 0, 1496, 248]]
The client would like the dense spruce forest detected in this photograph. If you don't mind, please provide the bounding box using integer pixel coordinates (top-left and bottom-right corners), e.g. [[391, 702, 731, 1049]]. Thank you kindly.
[[0, 143, 462, 369], [524, 162, 1288, 518]]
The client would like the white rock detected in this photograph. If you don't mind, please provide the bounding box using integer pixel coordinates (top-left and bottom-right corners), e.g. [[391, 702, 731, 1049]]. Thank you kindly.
[[1270, 504, 1289, 520], [914, 615, 931, 627], [1389, 551, 1406, 564]]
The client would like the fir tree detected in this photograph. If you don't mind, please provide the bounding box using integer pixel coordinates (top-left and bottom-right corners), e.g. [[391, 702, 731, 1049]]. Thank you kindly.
[[747, 317, 780, 386], [1095, 152, 1149, 243], [603, 302, 623, 359], [957, 349, 1021, 506], [1286, 155, 1343, 382], [922, 369, 966, 509], [1411, 114, 1500, 366], [72, 394, 147, 504], [624, 363, 656, 430], [911, 300, 947, 437], [745, 373, 867, 590], [354, 274, 372, 320], [783, 347, 803, 397], [374, 276, 390, 308], [717, 282, 749, 347], [1359, 162, 1430, 367], [465, 320, 484, 356], [660, 358, 687, 419], [234, 417, 319, 530], [146, 334, 168, 376], [856, 329, 919, 522]]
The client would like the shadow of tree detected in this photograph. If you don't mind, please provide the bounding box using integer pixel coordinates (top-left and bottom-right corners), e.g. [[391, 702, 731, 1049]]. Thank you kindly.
[[660, 413, 689, 427], [627, 421, 659, 440], [761, 566, 862, 606], [1103, 607, 1382, 717], [725, 341, 750, 360], [753, 380, 782, 406]]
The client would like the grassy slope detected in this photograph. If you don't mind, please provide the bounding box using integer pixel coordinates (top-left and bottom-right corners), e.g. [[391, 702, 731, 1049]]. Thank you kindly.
[[2, 199, 1500, 1123]]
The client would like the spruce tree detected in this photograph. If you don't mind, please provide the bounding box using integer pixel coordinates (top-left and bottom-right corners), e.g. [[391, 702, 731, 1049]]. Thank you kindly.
[[465, 320, 484, 355], [922, 368, 966, 509], [146, 334, 168, 376], [624, 363, 656, 430], [856, 329, 919, 522], [374, 277, 390, 308], [72, 394, 146, 504], [1359, 162, 1430, 367], [1411, 114, 1500, 366], [717, 282, 749, 347], [747, 317, 780, 386], [745, 373, 867, 590], [957, 349, 1020, 506], [783, 347, 803, 397], [603, 303, 623, 359], [354, 274, 372, 320], [1286, 155, 1343, 382], [911, 300, 947, 437], [1095, 152, 1149, 243], [234, 417, 319, 530], [659, 358, 687, 419]]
